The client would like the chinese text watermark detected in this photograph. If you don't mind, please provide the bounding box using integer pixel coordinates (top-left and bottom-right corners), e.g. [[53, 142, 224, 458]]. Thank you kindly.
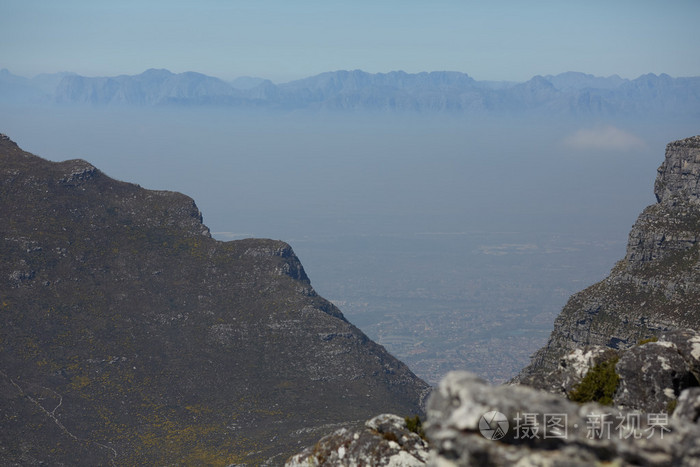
[[478, 411, 671, 440]]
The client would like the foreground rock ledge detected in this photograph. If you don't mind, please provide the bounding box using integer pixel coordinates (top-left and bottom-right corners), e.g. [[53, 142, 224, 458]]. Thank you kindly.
[[287, 370, 700, 466], [425, 371, 700, 466], [285, 414, 429, 466]]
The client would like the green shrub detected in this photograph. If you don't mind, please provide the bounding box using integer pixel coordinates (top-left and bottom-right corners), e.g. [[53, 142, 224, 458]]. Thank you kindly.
[[405, 415, 426, 440], [568, 356, 620, 406]]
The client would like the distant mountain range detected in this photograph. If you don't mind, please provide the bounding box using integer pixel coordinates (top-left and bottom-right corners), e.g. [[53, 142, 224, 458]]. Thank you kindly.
[[1, 68, 699, 116]]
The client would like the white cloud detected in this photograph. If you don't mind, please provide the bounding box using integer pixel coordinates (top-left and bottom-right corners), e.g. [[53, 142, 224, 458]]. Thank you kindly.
[[564, 126, 645, 151]]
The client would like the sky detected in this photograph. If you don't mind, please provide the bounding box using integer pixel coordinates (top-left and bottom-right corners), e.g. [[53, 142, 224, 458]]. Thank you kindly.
[[2, 0, 700, 83]]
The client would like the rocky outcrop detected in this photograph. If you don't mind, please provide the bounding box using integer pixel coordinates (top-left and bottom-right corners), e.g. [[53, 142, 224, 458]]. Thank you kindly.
[[292, 362, 700, 466], [0, 134, 430, 465], [530, 345, 620, 395], [518, 135, 700, 383], [520, 330, 700, 414], [426, 371, 700, 466], [614, 337, 698, 413], [285, 414, 429, 466], [655, 136, 700, 205]]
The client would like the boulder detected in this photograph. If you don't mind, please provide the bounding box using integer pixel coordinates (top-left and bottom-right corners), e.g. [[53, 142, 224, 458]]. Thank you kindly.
[[673, 387, 700, 423], [426, 371, 700, 466], [285, 414, 429, 466], [614, 341, 697, 413]]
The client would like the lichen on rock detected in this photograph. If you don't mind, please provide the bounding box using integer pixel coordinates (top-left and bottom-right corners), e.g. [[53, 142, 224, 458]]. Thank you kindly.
[[285, 414, 429, 466]]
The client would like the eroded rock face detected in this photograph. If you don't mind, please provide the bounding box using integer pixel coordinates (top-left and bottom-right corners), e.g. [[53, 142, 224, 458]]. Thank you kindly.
[[285, 414, 429, 467], [426, 371, 700, 466], [655, 135, 700, 206], [518, 136, 700, 383]]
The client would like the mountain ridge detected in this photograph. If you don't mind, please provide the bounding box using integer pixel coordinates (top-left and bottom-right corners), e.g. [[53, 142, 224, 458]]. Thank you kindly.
[[2, 68, 699, 116]]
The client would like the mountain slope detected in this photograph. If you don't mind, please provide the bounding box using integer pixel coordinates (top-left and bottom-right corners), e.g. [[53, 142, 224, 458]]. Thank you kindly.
[[518, 135, 700, 386], [0, 134, 429, 465]]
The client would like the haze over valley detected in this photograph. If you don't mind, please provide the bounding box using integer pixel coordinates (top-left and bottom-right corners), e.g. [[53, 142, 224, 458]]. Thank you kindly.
[[3, 74, 697, 383]]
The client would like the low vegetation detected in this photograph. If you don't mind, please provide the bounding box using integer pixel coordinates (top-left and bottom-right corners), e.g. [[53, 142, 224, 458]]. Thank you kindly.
[[568, 356, 620, 406], [405, 415, 426, 440]]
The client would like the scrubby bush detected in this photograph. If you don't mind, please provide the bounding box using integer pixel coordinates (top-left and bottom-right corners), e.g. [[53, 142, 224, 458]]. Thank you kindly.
[[405, 415, 426, 440], [568, 356, 620, 405]]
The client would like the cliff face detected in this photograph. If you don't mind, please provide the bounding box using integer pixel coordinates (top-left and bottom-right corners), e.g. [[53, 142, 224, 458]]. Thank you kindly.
[[0, 134, 429, 465], [518, 135, 700, 384]]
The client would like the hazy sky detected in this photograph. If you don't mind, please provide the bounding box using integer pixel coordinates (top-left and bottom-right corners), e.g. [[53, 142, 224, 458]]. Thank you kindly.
[[2, 0, 700, 82]]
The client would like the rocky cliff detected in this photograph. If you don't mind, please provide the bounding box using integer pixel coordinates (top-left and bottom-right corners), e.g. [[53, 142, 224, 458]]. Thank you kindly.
[[518, 135, 700, 385], [0, 133, 430, 465]]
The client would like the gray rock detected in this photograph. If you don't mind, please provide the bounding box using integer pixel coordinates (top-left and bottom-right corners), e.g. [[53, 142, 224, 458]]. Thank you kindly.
[[285, 414, 429, 466], [673, 387, 700, 423], [518, 345, 619, 395], [519, 331, 700, 414], [426, 371, 700, 466], [614, 341, 696, 413], [655, 135, 700, 206], [660, 329, 700, 382]]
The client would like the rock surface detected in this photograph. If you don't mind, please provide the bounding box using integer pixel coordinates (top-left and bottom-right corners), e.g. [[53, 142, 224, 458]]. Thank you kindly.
[[426, 371, 700, 466], [614, 338, 698, 413], [522, 330, 700, 412], [518, 135, 700, 383], [674, 387, 700, 423], [285, 414, 429, 466], [0, 134, 430, 465], [517, 329, 700, 414], [293, 365, 700, 466], [530, 345, 620, 395]]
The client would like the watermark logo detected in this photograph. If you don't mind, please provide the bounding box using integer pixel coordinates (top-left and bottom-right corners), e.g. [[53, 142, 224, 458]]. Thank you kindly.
[[478, 411, 671, 441], [479, 411, 509, 440]]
